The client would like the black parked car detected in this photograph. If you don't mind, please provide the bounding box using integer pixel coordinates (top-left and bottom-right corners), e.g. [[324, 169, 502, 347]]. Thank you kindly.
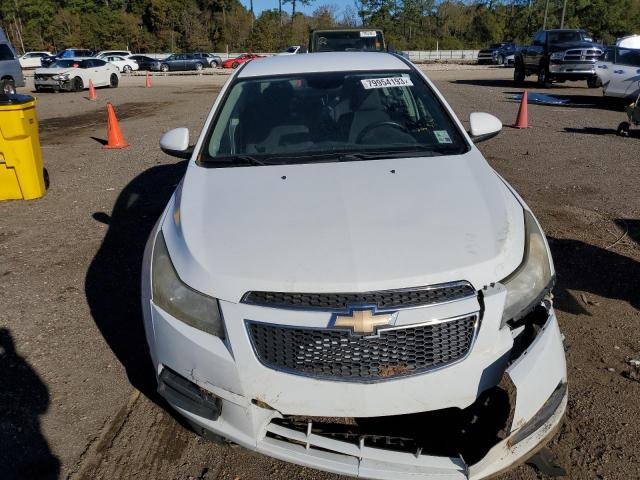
[[193, 52, 222, 67], [477, 42, 517, 65], [128, 55, 160, 71], [41, 48, 94, 67], [150, 53, 207, 72]]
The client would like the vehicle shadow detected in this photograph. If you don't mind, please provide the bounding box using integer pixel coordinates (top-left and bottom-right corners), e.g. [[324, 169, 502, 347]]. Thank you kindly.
[[84, 160, 188, 399], [563, 127, 621, 136], [547, 232, 640, 315], [0, 328, 60, 480]]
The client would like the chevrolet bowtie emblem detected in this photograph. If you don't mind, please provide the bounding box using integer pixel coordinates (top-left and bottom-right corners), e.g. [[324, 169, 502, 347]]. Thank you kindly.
[[332, 308, 396, 335]]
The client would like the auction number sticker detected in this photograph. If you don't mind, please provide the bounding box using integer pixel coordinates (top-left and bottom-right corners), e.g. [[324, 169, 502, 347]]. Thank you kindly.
[[434, 130, 453, 144], [359, 30, 378, 37], [361, 77, 413, 89]]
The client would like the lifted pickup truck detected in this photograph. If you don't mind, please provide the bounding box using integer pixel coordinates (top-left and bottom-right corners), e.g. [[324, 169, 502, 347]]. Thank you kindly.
[[514, 29, 603, 88]]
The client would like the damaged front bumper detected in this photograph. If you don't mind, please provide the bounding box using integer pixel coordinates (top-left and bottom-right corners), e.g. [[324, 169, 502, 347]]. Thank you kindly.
[[144, 293, 566, 479]]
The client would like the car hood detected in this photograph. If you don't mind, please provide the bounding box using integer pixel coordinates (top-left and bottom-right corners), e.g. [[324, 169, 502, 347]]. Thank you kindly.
[[163, 150, 525, 302], [549, 41, 603, 52], [34, 67, 76, 74]]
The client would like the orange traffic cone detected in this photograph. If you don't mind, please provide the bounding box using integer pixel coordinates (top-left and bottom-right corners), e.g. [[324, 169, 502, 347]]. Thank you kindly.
[[103, 103, 129, 149], [88, 80, 97, 101], [513, 90, 531, 128], [145, 72, 152, 88]]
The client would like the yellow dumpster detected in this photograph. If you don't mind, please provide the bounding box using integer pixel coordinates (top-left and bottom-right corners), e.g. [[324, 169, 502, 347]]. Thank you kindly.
[[0, 94, 46, 200]]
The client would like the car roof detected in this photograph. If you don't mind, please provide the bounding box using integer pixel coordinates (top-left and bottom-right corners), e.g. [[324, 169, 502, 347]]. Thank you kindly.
[[238, 52, 409, 78]]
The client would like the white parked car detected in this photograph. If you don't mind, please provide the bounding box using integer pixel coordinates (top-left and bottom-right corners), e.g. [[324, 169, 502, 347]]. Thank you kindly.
[[142, 52, 566, 480], [104, 55, 139, 73], [34, 58, 120, 92], [18, 51, 52, 68], [95, 49, 132, 59], [596, 45, 640, 99]]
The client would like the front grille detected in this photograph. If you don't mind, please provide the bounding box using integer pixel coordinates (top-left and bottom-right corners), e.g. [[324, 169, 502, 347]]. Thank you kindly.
[[247, 314, 477, 381], [242, 282, 475, 311], [563, 48, 602, 62]]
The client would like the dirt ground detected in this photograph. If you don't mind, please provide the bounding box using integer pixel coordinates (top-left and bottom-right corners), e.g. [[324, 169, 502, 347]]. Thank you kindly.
[[1, 66, 639, 480]]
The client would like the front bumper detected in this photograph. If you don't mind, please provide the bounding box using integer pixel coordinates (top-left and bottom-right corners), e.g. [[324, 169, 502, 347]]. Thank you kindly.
[[142, 249, 566, 480], [549, 62, 597, 76], [34, 78, 72, 91]]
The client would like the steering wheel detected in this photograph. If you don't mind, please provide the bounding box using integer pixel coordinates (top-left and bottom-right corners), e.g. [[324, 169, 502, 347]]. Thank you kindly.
[[355, 121, 412, 144]]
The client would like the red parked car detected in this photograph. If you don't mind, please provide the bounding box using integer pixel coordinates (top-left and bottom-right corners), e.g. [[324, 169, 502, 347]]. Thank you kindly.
[[221, 53, 264, 69]]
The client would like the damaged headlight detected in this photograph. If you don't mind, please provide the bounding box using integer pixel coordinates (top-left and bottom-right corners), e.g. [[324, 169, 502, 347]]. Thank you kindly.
[[52, 74, 69, 80], [500, 210, 553, 328], [152, 232, 225, 338]]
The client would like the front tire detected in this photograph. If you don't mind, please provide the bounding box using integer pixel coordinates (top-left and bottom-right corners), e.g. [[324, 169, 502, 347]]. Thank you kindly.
[[1, 78, 16, 94], [123, 65, 132, 73], [109, 74, 119, 88], [195, 62, 203, 71], [514, 62, 525, 85], [232, 61, 239, 69], [496, 54, 504, 66], [72, 76, 83, 92], [587, 76, 600, 88], [537, 64, 552, 88], [617, 122, 630, 137], [160, 64, 169, 73]]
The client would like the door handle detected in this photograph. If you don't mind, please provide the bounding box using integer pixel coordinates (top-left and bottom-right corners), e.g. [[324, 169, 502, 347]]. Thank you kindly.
[[614, 70, 624, 74]]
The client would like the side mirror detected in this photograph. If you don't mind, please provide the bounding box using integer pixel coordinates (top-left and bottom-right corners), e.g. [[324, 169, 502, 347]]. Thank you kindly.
[[469, 112, 502, 143], [160, 127, 193, 159]]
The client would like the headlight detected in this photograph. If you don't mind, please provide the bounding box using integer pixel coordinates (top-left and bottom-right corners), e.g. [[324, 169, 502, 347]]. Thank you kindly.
[[152, 232, 225, 337], [500, 210, 553, 328], [550, 52, 564, 60]]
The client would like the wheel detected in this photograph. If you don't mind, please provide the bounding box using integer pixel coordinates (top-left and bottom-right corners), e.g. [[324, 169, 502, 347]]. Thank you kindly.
[[587, 76, 600, 88], [123, 65, 132, 73], [212, 60, 220, 68], [72, 76, 84, 92], [35, 85, 43, 93], [514, 62, 525, 85], [160, 64, 169, 73], [496, 54, 504, 66], [109, 73, 119, 88], [1, 78, 16, 94], [617, 122, 630, 137], [537, 64, 552, 88], [195, 62, 203, 71], [232, 61, 239, 69]]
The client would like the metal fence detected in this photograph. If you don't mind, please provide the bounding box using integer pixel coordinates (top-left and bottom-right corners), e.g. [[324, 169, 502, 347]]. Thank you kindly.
[[144, 50, 480, 62]]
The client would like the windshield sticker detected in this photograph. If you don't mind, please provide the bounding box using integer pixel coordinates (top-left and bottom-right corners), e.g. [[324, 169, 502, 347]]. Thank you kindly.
[[361, 77, 413, 89], [434, 130, 453, 144], [360, 30, 378, 37]]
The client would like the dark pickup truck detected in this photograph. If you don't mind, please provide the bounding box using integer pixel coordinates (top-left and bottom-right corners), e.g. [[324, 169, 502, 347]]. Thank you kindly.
[[514, 29, 603, 88]]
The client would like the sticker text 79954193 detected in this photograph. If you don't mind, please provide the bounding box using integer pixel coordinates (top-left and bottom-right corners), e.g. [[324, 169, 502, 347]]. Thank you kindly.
[[360, 77, 414, 90]]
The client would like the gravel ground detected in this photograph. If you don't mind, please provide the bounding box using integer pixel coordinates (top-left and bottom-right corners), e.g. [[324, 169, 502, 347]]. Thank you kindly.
[[1, 66, 639, 480]]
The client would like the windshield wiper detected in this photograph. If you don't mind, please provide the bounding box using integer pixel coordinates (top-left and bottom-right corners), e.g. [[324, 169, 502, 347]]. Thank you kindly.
[[217, 155, 267, 166]]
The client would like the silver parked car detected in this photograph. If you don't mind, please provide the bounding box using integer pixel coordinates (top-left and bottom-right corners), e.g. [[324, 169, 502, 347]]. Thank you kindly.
[[0, 28, 25, 94]]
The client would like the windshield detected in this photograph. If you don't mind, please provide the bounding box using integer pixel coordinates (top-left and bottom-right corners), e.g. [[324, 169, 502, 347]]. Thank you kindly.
[[202, 70, 468, 166], [50, 59, 78, 68], [548, 31, 586, 43], [313, 31, 384, 52]]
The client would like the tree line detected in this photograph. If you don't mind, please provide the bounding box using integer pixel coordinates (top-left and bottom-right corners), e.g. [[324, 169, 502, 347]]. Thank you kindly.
[[1, 0, 639, 54]]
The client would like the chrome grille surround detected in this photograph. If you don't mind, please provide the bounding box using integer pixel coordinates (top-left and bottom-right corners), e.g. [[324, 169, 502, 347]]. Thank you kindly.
[[562, 48, 602, 63], [246, 313, 479, 382], [242, 281, 476, 312]]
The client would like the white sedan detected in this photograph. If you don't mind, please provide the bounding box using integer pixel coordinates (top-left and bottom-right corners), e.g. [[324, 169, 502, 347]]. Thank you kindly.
[[18, 51, 52, 69], [142, 52, 567, 480], [596, 46, 640, 99], [34, 58, 120, 92], [104, 55, 139, 73]]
